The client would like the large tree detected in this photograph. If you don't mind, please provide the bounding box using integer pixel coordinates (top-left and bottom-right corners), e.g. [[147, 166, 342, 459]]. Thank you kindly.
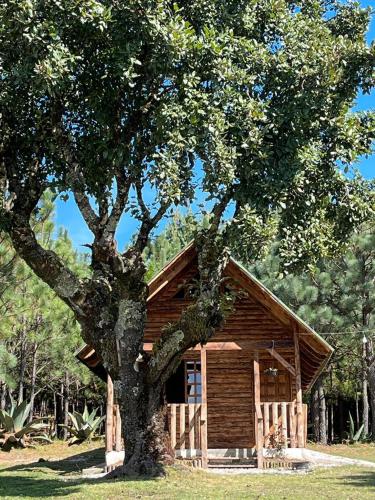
[[0, 0, 374, 475]]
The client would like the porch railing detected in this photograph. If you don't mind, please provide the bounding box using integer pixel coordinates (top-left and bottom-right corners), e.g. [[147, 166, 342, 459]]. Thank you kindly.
[[168, 403, 207, 465], [259, 401, 307, 448]]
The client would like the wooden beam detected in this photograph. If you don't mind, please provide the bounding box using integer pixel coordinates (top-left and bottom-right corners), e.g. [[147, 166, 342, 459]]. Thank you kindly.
[[267, 348, 296, 377], [105, 374, 114, 455], [253, 351, 263, 469], [294, 326, 304, 448], [114, 404, 122, 451], [200, 347, 208, 468], [142, 340, 293, 353]]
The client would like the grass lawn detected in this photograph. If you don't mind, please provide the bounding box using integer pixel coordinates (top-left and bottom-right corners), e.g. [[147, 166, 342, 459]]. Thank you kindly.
[[1, 441, 375, 499], [308, 442, 375, 463]]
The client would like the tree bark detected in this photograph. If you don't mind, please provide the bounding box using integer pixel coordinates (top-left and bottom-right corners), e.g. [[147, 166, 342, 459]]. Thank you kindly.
[[318, 377, 327, 445], [56, 382, 64, 439], [0, 382, 7, 410], [362, 341, 369, 436], [17, 321, 27, 405], [367, 360, 375, 439], [99, 296, 170, 476], [311, 385, 320, 442], [63, 373, 69, 441], [28, 343, 38, 422]]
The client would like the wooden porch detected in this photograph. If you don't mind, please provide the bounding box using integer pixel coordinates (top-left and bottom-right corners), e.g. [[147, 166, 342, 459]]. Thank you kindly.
[[105, 335, 308, 470]]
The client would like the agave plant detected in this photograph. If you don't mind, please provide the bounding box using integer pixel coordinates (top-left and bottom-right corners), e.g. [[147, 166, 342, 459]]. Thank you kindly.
[[60, 405, 105, 445], [346, 412, 366, 444], [0, 398, 51, 451]]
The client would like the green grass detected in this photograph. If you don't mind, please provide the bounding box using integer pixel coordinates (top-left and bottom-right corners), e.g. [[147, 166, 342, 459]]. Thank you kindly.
[[308, 442, 375, 463], [1, 442, 375, 499]]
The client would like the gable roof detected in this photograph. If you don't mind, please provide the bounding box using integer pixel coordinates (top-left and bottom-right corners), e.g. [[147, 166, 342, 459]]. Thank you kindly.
[[77, 243, 333, 390]]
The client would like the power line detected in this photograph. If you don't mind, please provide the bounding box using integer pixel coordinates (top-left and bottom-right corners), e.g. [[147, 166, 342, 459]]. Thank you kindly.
[[316, 329, 375, 336]]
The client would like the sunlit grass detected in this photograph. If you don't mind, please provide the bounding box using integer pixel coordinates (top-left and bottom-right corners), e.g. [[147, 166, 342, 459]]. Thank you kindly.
[[1, 442, 375, 499]]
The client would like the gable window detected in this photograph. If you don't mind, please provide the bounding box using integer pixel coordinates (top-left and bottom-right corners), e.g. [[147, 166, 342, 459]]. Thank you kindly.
[[185, 361, 202, 403]]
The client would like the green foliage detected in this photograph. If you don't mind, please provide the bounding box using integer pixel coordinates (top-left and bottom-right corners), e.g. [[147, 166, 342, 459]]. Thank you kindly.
[[0, 397, 50, 451], [251, 222, 375, 410], [144, 211, 207, 280], [1, 0, 374, 269], [59, 406, 105, 445]]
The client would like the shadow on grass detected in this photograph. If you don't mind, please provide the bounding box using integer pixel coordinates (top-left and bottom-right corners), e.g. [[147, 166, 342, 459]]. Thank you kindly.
[[0, 447, 105, 476], [0, 447, 158, 498], [342, 470, 375, 489]]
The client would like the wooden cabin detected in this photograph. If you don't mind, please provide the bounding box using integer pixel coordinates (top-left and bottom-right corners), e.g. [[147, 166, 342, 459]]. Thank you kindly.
[[76, 244, 333, 469]]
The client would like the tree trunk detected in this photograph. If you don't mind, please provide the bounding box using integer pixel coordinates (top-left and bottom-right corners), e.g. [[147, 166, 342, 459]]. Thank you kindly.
[[107, 298, 172, 477], [0, 382, 7, 410], [117, 382, 172, 477], [311, 385, 320, 442], [28, 343, 38, 422], [63, 373, 69, 440], [17, 323, 27, 405], [362, 341, 369, 436], [330, 402, 334, 443], [317, 376, 327, 444], [56, 382, 64, 439], [367, 360, 375, 439]]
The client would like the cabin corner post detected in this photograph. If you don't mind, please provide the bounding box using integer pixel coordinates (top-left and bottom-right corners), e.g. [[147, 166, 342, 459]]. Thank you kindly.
[[106, 373, 114, 456], [293, 326, 304, 448], [200, 346, 208, 468], [253, 351, 263, 468], [114, 401, 122, 452]]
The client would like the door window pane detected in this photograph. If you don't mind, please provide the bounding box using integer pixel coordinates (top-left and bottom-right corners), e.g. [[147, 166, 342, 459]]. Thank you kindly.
[[185, 361, 202, 404]]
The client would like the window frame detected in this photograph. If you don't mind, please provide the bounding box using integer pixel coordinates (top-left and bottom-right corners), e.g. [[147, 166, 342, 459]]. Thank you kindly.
[[184, 360, 202, 404]]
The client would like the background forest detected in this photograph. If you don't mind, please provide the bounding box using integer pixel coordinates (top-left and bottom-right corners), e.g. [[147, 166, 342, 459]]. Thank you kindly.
[[1, 196, 374, 445]]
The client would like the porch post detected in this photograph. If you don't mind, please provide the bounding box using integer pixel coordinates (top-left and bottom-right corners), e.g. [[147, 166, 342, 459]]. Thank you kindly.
[[114, 403, 122, 451], [106, 373, 114, 455], [293, 327, 304, 447], [200, 346, 208, 468], [253, 351, 263, 468]]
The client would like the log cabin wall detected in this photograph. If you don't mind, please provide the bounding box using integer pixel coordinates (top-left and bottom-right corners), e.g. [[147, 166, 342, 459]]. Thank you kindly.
[[145, 257, 297, 449]]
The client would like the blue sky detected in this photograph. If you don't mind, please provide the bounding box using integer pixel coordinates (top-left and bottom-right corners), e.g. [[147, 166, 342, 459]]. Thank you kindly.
[[56, 2, 375, 251]]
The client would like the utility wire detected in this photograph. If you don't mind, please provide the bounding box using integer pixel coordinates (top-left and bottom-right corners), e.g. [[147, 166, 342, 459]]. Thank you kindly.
[[316, 329, 375, 336]]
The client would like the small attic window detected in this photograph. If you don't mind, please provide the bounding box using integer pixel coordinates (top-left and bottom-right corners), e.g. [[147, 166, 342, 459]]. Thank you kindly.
[[173, 281, 198, 299], [174, 287, 185, 299]]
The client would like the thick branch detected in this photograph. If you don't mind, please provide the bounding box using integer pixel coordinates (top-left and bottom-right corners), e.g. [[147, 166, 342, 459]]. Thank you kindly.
[[73, 187, 99, 234], [133, 196, 170, 253], [103, 169, 131, 239], [7, 212, 87, 319]]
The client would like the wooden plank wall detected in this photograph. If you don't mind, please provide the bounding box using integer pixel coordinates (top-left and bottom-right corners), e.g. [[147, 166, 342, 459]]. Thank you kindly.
[[145, 259, 296, 449]]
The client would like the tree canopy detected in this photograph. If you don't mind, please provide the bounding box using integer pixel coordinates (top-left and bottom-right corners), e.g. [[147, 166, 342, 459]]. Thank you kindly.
[[1, 0, 374, 475]]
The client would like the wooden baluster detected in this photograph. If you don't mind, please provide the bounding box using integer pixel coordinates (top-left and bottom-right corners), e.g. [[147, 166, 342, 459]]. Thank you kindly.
[[263, 403, 270, 447], [272, 402, 278, 437], [179, 403, 185, 451], [194, 404, 200, 450], [189, 404, 195, 451], [281, 402, 287, 448], [170, 404, 177, 450], [289, 402, 296, 448]]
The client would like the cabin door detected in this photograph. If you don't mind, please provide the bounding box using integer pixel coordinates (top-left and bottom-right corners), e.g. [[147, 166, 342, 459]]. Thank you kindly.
[[206, 351, 255, 448]]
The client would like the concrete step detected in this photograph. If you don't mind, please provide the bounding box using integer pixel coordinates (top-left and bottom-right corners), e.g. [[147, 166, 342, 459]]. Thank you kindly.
[[208, 457, 257, 468]]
